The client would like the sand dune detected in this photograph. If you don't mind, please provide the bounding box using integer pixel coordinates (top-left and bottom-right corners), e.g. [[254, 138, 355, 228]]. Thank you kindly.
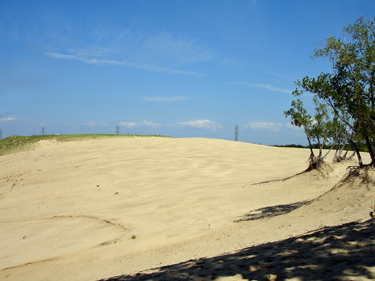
[[0, 137, 373, 281], [101, 219, 375, 281]]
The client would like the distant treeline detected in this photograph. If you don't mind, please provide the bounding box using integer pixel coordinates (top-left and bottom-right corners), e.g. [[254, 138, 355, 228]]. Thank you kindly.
[[272, 144, 306, 148], [273, 143, 369, 152]]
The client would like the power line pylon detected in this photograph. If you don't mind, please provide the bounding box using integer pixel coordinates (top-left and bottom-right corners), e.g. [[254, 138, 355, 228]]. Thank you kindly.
[[116, 125, 120, 135], [42, 127, 45, 135], [234, 126, 239, 141]]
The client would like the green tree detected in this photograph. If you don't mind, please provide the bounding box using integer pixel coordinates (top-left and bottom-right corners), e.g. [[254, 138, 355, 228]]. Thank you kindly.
[[284, 98, 315, 163], [292, 17, 375, 167], [310, 97, 331, 158], [285, 97, 336, 168], [329, 115, 353, 162]]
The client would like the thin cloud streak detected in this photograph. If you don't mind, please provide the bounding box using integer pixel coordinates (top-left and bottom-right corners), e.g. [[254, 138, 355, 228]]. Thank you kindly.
[[46, 52, 207, 77], [120, 121, 162, 128], [142, 96, 187, 102], [254, 84, 292, 94], [265, 71, 294, 80], [219, 57, 244, 67], [0, 117, 17, 122], [244, 122, 305, 132], [177, 120, 222, 130], [232, 81, 292, 94], [119, 122, 138, 128], [56, 29, 217, 68], [81, 121, 108, 127], [134, 32, 217, 65], [244, 122, 283, 131]]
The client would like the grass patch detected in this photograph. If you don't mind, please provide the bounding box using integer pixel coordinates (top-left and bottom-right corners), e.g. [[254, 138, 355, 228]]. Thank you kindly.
[[0, 134, 171, 156]]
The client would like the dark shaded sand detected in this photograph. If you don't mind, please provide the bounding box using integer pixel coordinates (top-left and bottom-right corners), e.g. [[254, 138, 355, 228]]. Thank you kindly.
[[99, 219, 375, 281]]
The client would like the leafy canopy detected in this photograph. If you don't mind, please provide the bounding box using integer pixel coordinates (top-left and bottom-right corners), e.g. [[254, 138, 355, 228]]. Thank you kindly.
[[290, 17, 375, 166]]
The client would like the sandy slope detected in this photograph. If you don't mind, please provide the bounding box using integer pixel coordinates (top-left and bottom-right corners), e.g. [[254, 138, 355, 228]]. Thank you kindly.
[[0, 137, 373, 281]]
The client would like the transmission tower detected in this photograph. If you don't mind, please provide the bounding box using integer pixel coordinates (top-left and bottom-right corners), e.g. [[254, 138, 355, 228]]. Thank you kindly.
[[116, 125, 120, 135], [234, 126, 239, 141], [42, 127, 45, 135]]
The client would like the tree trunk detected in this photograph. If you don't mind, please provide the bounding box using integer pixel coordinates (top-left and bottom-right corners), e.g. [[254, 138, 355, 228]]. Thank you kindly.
[[317, 138, 322, 158], [343, 150, 348, 158], [307, 137, 315, 161], [347, 150, 355, 160], [338, 143, 346, 158], [319, 144, 323, 158], [348, 139, 363, 168], [333, 137, 341, 161], [365, 137, 375, 165], [333, 149, 339, 161], [338, 131, 349, 159], [323, 138, 338, 159]]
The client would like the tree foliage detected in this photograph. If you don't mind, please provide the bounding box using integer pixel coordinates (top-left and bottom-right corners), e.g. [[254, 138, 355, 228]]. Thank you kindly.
[[284, 99, 315, 161], [288, 17, 375, 167]]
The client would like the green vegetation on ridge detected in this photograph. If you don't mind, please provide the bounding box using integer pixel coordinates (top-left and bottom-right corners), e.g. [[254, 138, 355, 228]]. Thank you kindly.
[[0, 134, 171, 156]]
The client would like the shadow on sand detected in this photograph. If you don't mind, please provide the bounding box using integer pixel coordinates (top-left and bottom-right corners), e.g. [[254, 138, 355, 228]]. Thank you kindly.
[[98, 219, 375, 281], [234, 201, 309, 222]]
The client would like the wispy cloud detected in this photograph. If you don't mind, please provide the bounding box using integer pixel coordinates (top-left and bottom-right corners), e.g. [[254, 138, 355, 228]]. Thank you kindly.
[[230, 81, 251, 86], [60, 122, 76, 127], [46, 52, 207, 76], [254, 84, 292, 94], [177, 120, 222, 130], [120, 122, 139, 128], [232, 81, 292, 94], [63, 29, 216, 65], [265, 71, 294, 80], [119, 121, 162, 128], [134, 32, 217, 65], [244, 122, 305, 131], [37, 122, 52, 127], [81, 121, 108, 127], [142, 96, 187, 102], [219, 57, 244, 67], [141, 121, 162, 128], [45, 29, 215, 77], [244, 122, 283, 131], [0, 117, 17, 122], [119, 122, 138, 128]]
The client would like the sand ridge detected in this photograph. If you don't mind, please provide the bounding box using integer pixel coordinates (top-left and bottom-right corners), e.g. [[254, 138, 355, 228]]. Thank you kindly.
[[0, 137, 373, 281]]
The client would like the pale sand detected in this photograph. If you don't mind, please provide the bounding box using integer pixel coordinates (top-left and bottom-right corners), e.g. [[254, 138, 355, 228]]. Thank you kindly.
[[0, 137, 374, 280]]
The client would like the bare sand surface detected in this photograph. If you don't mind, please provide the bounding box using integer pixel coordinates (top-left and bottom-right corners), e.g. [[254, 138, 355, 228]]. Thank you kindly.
[[0, 137, 374, 281]]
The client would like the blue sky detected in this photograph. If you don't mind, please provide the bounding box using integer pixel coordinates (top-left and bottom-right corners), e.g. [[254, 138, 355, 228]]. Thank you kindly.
[[1, 0, 374, 145]]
